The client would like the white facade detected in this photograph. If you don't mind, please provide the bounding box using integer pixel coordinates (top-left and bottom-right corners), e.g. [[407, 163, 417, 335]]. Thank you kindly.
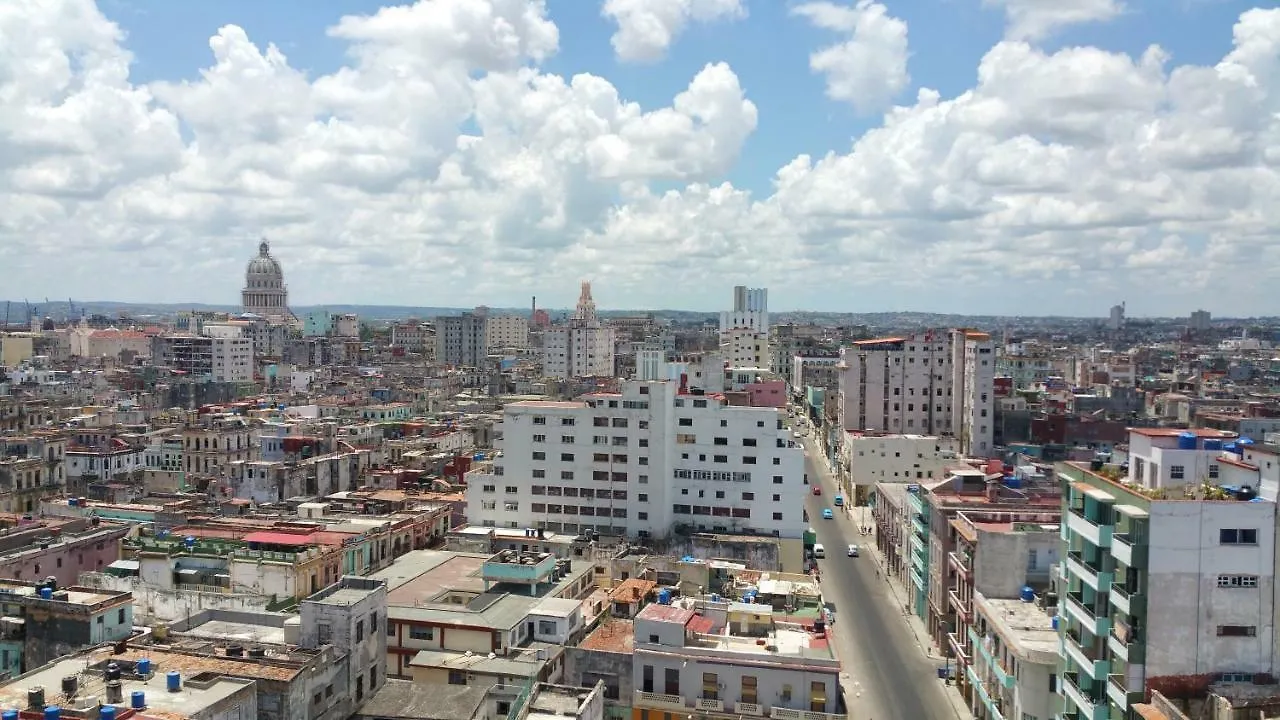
[[466, 380, 806, 539], [836, 329, 994, 455], [1126, 428, 1238, 489], [971, 595, 1058, 720], [636, 347, 665, 381], [543, 282, 614, 380], [718, 285, 768, 335], [843, 434, 958, 486], [791, 356, 839, 391], [722, 328, 768, 369], [486, 314, 530, 349], [211, 336, 254, 382]]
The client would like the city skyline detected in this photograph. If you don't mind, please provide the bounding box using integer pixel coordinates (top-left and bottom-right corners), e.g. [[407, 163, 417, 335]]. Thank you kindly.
[[1, 1, 1278, 316]]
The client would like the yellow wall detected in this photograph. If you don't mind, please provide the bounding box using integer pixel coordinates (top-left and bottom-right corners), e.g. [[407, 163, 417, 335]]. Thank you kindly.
[[0, 337, 33, 369]]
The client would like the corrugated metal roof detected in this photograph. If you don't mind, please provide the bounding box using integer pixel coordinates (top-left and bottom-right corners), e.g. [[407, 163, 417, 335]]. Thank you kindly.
[[243, 531, 315, 546]]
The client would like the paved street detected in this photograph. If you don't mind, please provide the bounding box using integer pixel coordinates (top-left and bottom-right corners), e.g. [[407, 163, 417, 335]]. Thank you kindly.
[[795, 428, 959, 720]]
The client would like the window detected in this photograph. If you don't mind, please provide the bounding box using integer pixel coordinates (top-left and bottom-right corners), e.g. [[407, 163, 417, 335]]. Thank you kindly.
[[677, 434, 697, 444], [702, 673, 719, 701], [714, 437, 728, 445], [715, 490, 725, 499], [678, 418, 693, 426], [594, 417, 609, 427], [773, 512, 783, 520], [533, 434, 546, 443], [369, 612, 378, 634], [561, 435, 575, 444], [1209, 464, 1220, 479], [613, 418, 628, 428], [742, 492, 755, 500], [561, 453, 574, 461], [713, 455, 728, 463], [594, 453, 609, 462], [1221, 528, 1259, 545], [1218, 574, 1259, 588], [1170, 465, 1185, 480], [561, 470, 574, 480], [449, 670, 467, 685], [532, 451, 546, 461], [118, 609, 126, 624], [1218, 625, 1257, 637], [532, 486, 546, 495], [356, 620, 364, 642], [533, 469, 545, 478], [638, 511, 648, 520], [505, 486, 518, 493], [561, 418, 575, 426], [773, 475, 783, 484], [533, 416, 547, 425], [743, 456, 757, 464], [741, 676, 758, 705]]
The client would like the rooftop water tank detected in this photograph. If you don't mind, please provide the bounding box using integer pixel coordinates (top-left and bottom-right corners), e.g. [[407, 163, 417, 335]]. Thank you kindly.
[[136, 658, 152, 676], [166, 671, 181, 693], [1204, 439, 1223, 452], [38, 587, 52, 600], [1240, 437, 1257, 446], [2, 709, 17, 720], [658, 588, 672, 605], [1177, 432, 1198, 450], [99, 708, 117, 720], [130, 691, 146, 710], [1020, 585, 1035, 603], [43, 707, 60, 720]]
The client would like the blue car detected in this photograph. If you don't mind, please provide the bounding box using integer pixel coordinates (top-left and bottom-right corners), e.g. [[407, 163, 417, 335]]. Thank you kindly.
[[822, 508, 834, 520]]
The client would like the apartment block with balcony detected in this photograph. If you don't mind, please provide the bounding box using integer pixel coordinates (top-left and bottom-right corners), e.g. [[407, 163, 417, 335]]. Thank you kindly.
[[968, 593, 1058, 720], [944, 510, 1060, 707], [630, 599, 843, 720], [1058, 456, 1278, 720]]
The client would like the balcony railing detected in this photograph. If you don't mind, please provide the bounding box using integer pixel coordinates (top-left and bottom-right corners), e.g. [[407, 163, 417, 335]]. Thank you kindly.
[[1062, 671, 1106, 714], [1110, 532, 1147, 568], [947, 632, 971, 665], [696, 698, 724, 712], [769, 707, 846, 720], [1067, 506, 1113, 548], [948, 550, 972, 577], [948, 588, 971, 621], [734, 702, 764, 716], [633, 691, 685, 711], [1107, 674, 1132, 707]]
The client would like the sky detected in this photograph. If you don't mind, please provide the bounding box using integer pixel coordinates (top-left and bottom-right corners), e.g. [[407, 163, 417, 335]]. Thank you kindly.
[[0, 0, 1277, 316]]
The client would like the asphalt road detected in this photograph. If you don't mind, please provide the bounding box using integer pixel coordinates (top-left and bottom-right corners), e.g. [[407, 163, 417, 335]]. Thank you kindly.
[[798, 432, 957, 720]]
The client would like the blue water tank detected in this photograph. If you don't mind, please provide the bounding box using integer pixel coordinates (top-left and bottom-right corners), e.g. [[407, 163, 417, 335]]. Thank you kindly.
[[1224, 442, 1240, 454], [131, 691, 146, 710], [157, 529, 169, 539], [1003, 476, 1023, 489], [1020, 585, 1035, 603], [136, 658, 152, 676], [1240, 437, 1256, 446], [1204, 439, 1223, 452], [658, 588, 672, 605], [43, 707, 60, 720], [166, 671, 182, 692], [1, 710, 16, 720], [183, 536, 196, 547], [1177, 432, 1198, 450], [1051, 615, 1060, 630], [68, 498, 77, 507], [38, 587, 52, 600], [99, 708, 117, 720]]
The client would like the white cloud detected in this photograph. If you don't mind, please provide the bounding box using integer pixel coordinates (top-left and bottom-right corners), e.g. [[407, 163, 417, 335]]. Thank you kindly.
[[2, 1, 1280, 315], [984, 0, 1125, 41], [602, 0, 745, 63], [792, 1, 910, 115]]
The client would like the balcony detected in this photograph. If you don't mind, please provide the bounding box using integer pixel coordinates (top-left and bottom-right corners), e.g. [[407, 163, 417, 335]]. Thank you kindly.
[[768, 707, 846, 720], [696, 698, 725, 712], [1107, 673, 1137, 709], [1110, 532, 1147, 568], [964, 665, 1006, 720], [909, 534, 926, 560], [1065, 551, 1112, 592], [1061, 672, 1107, 720], [911, 513, 927, 537], [1063, 627, 1108, 681], [908, 565, 926, 591], [734, 703, 765, 716], [967, 628, 1014, 689], [948, 550, 973, 578], [1109, 583, 1137, 615], [1064, 591, 1110, 638], [634, 691, 685, 712], [948, 588, 971, 622], [1067, 506, 1113, 548], [1108, 621, 1143, 663], [947, 632, 971, 666]]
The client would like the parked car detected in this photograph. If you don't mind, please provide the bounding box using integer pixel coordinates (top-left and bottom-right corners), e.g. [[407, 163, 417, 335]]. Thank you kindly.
[[834, 495, 844, 507], [813, 543, 826, 558], [822, 508, 833, 520]]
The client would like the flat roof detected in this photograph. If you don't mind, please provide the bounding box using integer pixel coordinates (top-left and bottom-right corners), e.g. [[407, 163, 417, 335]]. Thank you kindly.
[[358, 679, 489, 720], [182, 618, 288, 646], [974, 595, 1059, 662], [243, 531, 315, 546], [636, 604, 695, 625], [579, 620, 634, 654]]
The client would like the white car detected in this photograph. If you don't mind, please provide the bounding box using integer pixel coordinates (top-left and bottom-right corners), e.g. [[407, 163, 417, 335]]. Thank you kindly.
[[793, 431, 802, 439], [813, 543, 826, 559], [847, 544, 859, 557]]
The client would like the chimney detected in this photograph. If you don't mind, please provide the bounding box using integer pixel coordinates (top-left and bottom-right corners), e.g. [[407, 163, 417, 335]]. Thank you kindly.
[[532, 295, 536, 319]]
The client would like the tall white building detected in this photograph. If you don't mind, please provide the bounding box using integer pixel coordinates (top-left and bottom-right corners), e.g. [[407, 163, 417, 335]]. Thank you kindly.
[[466, 380, 806, 543], [543, 282, 615, 379], [1108, 302, 1126, 331], [436, 311, 489, 367], [719, 286, 768, 334], [719, 287, 769, 369], [836, 329, 994, 456]]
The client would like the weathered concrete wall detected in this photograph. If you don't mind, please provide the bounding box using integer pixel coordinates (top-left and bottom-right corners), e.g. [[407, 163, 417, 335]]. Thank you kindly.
[[564, 646, 632, 707], [79, 572, 273, 622]]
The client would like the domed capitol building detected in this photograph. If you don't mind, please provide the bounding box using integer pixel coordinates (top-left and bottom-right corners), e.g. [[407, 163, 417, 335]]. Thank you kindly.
[[241, 239, 296, 323]]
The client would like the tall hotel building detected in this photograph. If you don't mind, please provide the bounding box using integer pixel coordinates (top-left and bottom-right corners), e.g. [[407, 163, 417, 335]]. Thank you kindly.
[[543, 282, 615, 379], [836, 329, 995, 456], [466, 380, 808, 566]]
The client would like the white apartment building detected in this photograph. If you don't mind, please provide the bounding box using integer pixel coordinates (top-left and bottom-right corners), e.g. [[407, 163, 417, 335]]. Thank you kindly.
[[719, 286, 769, 335], [1125, 427, 1238, 489], [211, 336, 253, 382], [1058, 458, 1278, 719], [723, 328, 768, 369], [836, 330, 994, 456], [969, 593, 1058, 720], [466, 380, 806, 542], [543, 282, 614, 380], [841, 433, 959, 487], [436, 311, 489, 367], [791, 356, 839, 391], [486, 314, 530, 349]]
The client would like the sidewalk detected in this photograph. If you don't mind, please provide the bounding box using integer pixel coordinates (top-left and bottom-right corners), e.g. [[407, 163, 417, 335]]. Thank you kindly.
[[864, 537, 974, 720]]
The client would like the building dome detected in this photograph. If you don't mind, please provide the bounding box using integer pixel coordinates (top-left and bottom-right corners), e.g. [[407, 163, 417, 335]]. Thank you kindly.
[[246, 240, 283, 284]]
